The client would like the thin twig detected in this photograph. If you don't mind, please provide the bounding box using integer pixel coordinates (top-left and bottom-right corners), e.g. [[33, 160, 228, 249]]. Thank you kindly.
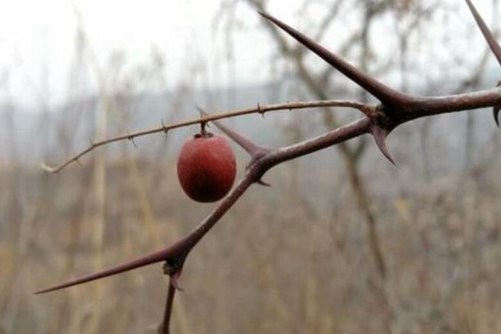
[[160, 279, 177, 334], [41, 99, 371, 173]]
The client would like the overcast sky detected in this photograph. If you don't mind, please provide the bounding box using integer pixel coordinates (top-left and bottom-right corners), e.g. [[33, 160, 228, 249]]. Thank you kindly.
[[0, 0, 291, 109], [0, 0, 498, 110]]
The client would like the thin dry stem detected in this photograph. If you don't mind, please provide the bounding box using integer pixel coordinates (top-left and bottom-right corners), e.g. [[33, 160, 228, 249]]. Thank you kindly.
[[42, 99, 371, 173], [159, 279, 177, 334]]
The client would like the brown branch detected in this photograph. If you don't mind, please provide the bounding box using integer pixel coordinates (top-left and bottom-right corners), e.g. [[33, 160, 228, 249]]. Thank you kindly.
[[41, 99, 371, 173], [34, 80, 501, 293], [159, 278, 177, 334]]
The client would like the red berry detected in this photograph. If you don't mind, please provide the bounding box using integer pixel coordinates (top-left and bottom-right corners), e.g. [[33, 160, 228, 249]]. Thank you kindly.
[[177, 132, 236, 202]]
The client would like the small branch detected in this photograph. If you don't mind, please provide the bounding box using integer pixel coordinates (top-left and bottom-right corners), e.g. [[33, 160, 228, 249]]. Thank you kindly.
[[159, 278, 177, 334], [42, 99, 372, 173], [404, 86, 501, 118]]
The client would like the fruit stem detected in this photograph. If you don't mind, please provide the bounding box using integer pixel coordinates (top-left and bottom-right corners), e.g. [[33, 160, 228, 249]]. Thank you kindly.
[[200, 120, 208, 136]]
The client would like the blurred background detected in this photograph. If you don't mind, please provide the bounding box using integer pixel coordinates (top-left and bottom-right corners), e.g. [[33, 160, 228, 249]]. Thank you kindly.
[[1, 0, 501, 333]]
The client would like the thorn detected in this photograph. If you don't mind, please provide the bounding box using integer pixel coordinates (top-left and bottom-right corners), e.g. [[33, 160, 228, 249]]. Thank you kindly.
[[257, 102, 265, 118], [197, 107, 211, 132], [128, 132, 138, 149], [34, 245, 176, 294], [258, 11, 410, 107], [163, 257, 185, 291], [197, 106, 206, 116], [257, 179, 271, 187], [161, 119, 169, 144], [161, 119, 169, 134], [131, 137, 138, 148], [370, 126, 396, 165], [494, 106, 500, 127], [40, 163, 56, 173], [197, 106, 210, 124], [495, 81, 501, 127], [465, 0, 501, 66], [75, 158, 83, 167], [170, 270, 184, 291]]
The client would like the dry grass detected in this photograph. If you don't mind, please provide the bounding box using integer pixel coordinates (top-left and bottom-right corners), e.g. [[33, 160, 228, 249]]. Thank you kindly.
[[1, 152, 500, 333]]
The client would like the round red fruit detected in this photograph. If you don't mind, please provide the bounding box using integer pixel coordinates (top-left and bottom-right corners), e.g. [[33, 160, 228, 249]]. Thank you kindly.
[[177, 132, 236, 202]]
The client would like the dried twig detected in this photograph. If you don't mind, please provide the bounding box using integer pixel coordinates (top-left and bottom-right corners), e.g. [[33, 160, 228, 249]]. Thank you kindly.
[[41, 99, 371, 173]]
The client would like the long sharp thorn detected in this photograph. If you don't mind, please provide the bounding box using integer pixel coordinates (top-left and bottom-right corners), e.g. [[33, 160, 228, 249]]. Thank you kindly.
[[129, 136, 138, 149], [371, 126, 396, 165], [465, 0, 501, 66], [35, 245, 177, 294], [495, 105, 500, 127], [495, 81, 501, 127], [40, 163, 56, 173], [170, 270, 184, 291], [257, 179, 271, 187], [258, 11, 411, 107]]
